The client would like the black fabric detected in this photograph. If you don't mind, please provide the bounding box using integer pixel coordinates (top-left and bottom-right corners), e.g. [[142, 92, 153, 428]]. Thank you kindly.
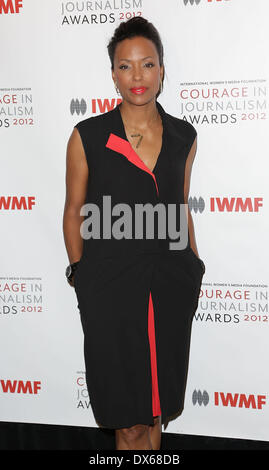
[[73, 100, 205, 428]]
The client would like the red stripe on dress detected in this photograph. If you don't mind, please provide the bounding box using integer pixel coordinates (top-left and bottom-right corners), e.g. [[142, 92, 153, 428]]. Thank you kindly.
[[106, 133, 159, 196], [148, 291, 161, 417]]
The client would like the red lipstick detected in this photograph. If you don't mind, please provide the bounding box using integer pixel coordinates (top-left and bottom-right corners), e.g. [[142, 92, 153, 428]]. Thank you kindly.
[[130, 87, 147, 95]]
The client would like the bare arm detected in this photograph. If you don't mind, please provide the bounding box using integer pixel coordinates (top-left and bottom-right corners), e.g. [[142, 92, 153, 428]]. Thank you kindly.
[[183, 136, 200, 258], [62, 127, 89, 284]]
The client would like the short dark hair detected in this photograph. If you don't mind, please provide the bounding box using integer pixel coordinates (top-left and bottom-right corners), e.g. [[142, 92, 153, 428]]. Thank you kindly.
[[107, 16, 165, 97]]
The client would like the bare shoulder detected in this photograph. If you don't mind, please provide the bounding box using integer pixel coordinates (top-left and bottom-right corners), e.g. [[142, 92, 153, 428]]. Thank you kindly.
[[66, 127, 88, 173], [65, 127, 89, 211], [183, 135, 198, 204]]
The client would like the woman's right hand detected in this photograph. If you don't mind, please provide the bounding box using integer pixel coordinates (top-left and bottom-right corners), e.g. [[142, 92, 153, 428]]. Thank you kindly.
[[68, 274, 75, 287]]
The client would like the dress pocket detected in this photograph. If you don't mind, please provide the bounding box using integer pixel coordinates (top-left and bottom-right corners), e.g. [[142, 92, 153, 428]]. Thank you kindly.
[[73, 257, 84, 289], [188, 246, 206, 274]]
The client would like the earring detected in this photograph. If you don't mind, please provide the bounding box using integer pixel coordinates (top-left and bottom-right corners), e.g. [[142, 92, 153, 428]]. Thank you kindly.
[[159, 79, 163, 94], [115, 83, 121, 96]]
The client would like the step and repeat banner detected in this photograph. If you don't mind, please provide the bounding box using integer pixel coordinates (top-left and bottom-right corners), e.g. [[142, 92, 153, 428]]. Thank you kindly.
[[1, 0, 268, 442]]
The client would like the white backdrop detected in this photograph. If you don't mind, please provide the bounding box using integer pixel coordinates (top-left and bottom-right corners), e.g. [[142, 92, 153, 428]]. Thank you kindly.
[[1, 0, 268, 442]]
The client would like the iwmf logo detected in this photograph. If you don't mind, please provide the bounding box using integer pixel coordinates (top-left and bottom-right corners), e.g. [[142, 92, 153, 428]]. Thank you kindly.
[[0, 0, 23, 14], [183, 0, 201, 4], [70, 98, 87, 115], [183, 0, 230, 4]]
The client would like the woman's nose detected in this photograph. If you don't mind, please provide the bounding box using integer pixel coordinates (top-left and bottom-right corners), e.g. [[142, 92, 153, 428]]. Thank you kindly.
[[132, 65, 143, 80]]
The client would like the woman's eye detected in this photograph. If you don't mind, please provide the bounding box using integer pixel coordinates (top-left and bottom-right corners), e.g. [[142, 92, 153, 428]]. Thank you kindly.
[[119, 63, 155, 70]]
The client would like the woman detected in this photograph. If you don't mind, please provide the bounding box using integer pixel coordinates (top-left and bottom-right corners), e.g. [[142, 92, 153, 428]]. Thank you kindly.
[[63, 16, 205, 451]]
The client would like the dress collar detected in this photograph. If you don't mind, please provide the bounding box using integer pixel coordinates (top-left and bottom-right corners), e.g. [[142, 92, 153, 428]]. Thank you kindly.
[[105, 100, 167, 196]]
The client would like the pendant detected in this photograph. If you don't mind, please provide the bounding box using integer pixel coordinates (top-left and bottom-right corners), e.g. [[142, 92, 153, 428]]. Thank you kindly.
[[131, 133, 143, 149]]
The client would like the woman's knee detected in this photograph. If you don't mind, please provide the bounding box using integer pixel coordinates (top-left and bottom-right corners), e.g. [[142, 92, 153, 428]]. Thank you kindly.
[[116, 424, 149, 440]]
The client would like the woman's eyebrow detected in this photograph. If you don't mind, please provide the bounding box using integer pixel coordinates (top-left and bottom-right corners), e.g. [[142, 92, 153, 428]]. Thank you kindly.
[[119, 56, 154, 62]]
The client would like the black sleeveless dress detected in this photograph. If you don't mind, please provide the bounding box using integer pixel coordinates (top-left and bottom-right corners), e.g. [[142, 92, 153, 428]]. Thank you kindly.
[[73, 100, 205, 429]]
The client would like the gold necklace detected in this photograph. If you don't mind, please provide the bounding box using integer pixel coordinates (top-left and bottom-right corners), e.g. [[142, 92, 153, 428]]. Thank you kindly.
[[124, 110, 160, 149]]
